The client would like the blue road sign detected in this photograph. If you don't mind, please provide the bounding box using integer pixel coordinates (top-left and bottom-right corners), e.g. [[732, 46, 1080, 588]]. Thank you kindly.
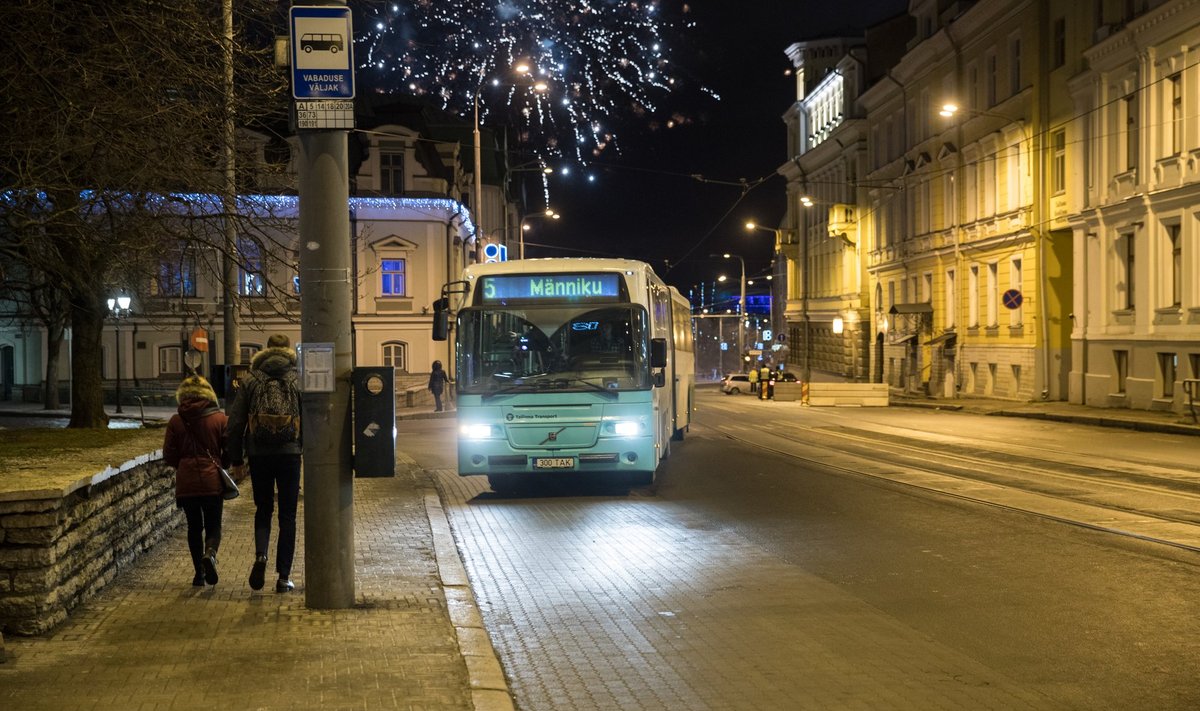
[[1002, 288, 1023, 309], [290, 6, 354, 100]]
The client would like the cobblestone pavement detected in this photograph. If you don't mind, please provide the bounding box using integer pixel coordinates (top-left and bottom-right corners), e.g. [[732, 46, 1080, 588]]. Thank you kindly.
[[0, 468, 479, 711], [434, 470, 1065, 711]]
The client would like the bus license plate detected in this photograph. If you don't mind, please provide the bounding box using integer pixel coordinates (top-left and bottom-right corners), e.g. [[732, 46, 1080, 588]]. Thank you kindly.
[[534, 457, 574, 470]]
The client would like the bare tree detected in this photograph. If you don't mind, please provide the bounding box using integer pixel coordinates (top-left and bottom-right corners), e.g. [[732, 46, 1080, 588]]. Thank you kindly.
[[0, 0, 288, 427]]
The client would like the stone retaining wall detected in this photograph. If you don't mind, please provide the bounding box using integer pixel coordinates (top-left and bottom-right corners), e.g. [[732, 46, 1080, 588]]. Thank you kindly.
[[0, 451, 179, 636]]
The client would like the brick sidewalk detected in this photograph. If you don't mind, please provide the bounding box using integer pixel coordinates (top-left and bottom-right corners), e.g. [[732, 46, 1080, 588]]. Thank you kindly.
[[0, 467, 482, 711]]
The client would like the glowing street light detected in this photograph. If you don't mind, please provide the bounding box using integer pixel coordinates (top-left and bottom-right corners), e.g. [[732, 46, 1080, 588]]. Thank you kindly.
[[107, 294, 132, 414], [520, 209, 560, 259]]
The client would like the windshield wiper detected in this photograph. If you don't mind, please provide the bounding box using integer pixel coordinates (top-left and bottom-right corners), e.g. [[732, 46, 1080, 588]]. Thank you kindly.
[[481, 376, 618, 401], [561, 377, 618, 400]]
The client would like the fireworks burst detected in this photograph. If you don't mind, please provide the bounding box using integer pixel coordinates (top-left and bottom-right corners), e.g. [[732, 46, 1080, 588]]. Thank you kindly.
[[356, 1, 707, 163]]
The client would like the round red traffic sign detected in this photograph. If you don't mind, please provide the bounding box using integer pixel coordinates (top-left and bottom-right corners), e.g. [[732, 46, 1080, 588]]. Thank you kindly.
[[1002, 288, 1023, 309]]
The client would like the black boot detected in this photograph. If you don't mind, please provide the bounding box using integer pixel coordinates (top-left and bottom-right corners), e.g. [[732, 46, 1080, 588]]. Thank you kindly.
[[201, 548, 219, 585]]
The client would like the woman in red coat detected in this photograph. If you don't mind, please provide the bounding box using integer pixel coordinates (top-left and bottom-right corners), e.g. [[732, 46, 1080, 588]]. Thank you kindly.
[[163, 375, 230, 587]]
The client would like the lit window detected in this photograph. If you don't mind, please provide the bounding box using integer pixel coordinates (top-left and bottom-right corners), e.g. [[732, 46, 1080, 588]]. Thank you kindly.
[[157, 247, 196, 297], [381, 258, 406, 296], [239, 240, 265, 297]]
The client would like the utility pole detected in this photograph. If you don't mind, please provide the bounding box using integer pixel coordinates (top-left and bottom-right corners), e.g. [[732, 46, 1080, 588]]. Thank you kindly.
[[291, 3, 356, 609]]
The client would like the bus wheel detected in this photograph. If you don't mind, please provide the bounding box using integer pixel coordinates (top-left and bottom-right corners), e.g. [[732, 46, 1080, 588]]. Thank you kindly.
[[487, 473, 524, 495]]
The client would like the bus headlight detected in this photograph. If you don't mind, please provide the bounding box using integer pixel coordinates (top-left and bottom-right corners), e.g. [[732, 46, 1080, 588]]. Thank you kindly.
[[611, 420, 641, 437], [460, 423, 497, 439]]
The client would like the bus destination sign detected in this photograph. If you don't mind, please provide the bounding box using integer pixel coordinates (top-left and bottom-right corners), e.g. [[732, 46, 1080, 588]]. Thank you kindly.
[[480, 273, 623, 302]]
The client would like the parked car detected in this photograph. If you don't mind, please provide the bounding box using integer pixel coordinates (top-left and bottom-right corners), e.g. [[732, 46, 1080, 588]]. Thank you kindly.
[[722, 371, 798, 395], [721, 373, 753, 395]]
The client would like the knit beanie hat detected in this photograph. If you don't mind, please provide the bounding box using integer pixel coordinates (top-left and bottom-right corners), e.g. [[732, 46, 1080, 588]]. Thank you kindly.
[[176, 375, 219, 405]]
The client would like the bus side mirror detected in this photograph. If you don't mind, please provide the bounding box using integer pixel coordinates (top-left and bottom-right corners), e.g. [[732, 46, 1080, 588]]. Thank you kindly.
[[650, 338, 667, 369], [432, 298, 449, 341]]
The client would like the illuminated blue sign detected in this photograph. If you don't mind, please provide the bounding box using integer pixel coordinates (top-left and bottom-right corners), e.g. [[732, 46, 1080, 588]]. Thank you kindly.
[[483, 243, 508, 263], [480, 273, 623, 302]]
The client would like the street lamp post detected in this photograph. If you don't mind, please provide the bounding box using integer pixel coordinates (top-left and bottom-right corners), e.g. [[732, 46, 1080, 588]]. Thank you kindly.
[[107, 295, 132, 414], [711, 253, 746, 361], [520, 209, 560, 259]]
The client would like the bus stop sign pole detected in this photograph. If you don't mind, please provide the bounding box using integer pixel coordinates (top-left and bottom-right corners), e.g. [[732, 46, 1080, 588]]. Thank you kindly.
[[292, 1, 356, 609]]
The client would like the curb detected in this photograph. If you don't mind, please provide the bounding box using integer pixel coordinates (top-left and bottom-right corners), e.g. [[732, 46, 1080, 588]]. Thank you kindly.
[[423, 490, 514, 711]]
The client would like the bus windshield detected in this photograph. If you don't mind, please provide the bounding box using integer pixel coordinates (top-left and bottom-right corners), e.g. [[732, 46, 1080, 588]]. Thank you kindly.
[[457, 304, 650, 394]]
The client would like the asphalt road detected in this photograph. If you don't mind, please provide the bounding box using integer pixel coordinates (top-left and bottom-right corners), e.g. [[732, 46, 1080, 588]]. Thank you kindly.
[[401, 392, 1200, 710]]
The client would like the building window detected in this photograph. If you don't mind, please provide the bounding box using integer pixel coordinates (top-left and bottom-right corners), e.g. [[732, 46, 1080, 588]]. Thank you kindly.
[[1120, 232, 1135, 309], [380, 151, 404, 195], [1009, 36, 1022, 95], [1170, 74, 1183, 156], [381, 258, 406, 296], [159, 346, 182, 376], [1052, 18, 1066, 69], [1051, 129, 1066, 195], [156, 247, 196, 298], [1191, 353, 1200, 380], [1114, 350, 1129, 394], [1159, 353, 1177, 398], [239, 239, 265, 297], [969, 264, 980, 327], [922, 273, 932, 303], [966, 64, 978, 112], [1125, 95, 1139, 172], [1010, 258, 1023, 326], [945, 269, 957, 329], [987, 262, 999, 327], [382, 341, 408, 371], [1166, 223, 1182, 307], [986, 52, 998, 107], [240, 344, 261, 365]]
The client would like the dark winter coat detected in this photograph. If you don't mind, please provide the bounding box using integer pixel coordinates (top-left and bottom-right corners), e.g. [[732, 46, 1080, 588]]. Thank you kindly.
[[226, 345, 302, 465], [163, 397, 230, 501], [428, 367, 449, 394]]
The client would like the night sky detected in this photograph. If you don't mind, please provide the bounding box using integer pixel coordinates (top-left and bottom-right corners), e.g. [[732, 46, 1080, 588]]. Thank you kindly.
[[515, 0, 909, 293]]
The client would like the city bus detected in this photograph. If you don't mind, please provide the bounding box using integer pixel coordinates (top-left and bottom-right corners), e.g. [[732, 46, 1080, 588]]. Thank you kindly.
[[433, 258, 694, 492]]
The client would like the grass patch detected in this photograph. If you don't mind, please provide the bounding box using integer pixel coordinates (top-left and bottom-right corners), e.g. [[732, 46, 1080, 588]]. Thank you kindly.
[[0, 428, 166, 495]]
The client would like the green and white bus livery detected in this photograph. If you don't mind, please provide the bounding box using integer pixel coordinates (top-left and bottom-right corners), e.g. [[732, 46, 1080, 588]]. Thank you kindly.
[[433, 258, 694, 492]]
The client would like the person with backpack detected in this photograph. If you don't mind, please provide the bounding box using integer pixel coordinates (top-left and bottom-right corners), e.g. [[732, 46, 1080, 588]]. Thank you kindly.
[[162, 375, 230, 587], [227, 333, 302, 593]]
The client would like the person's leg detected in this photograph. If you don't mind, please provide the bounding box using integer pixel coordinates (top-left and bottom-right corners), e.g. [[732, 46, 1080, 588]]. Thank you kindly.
[[433, 389, 443, 411], [249, 456, 277, 559], [274, 455, 302, 585], [201, 495, 223, 554], [181, 500, 205, 584]]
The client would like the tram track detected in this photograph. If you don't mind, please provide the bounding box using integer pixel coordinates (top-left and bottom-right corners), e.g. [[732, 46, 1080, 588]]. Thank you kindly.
[[697, 400, 1200, 553]]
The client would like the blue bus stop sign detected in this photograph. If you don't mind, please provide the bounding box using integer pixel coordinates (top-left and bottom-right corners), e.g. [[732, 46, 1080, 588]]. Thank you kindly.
[[290, 6, 354, 100]]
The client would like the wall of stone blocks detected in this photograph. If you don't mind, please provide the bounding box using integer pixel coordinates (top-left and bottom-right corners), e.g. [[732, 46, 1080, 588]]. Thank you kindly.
[[0, 452, 179, 636]]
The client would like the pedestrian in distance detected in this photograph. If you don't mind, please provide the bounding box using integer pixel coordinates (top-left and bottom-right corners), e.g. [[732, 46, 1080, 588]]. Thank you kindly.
[[759, 364, 771, 401], [747, 366, 759, 394], [227, 333, 302, 594], [162, 375, 230, 587], [428, 359, 450, 412]]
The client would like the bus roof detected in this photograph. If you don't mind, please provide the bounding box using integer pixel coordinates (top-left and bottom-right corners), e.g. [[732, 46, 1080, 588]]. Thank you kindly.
[[461, 257, 662, 280]]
